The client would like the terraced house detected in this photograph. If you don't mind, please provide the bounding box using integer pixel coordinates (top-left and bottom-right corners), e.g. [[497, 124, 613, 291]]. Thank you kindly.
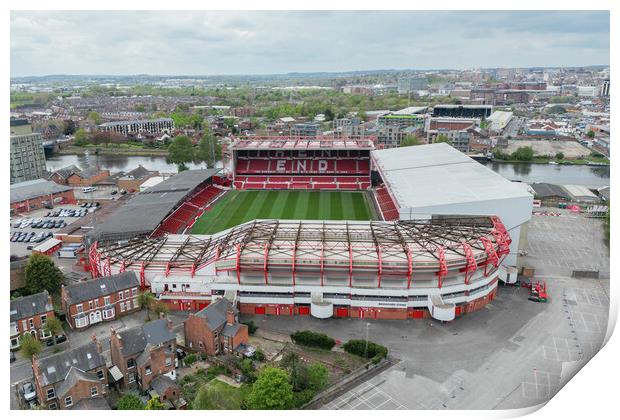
[[10, 291, 55, 350], [61, 272, 140, 330], [32, 340, 109, 410]]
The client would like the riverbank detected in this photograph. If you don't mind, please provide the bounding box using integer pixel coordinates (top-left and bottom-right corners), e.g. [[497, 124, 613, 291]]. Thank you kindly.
[[491, 158, 609, 166], [57, 146, 169, 157]]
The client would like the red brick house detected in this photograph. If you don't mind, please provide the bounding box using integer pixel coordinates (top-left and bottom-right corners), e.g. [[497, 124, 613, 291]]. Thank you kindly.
[[10, 291, 56, 350], [50, 165, 110, 187], [184, 298, 249, 356], [61, 272, 141, 330], [32, 339, 108, 410], [109, 318, 177, 391]]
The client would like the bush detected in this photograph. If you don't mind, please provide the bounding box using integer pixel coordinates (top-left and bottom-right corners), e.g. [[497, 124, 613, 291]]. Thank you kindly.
[[242, 320, 258, 334], [184, 354, 197, 365], [343, 340, 388, 360], [206, 364, 227, 379], [555, 152, 565, 160], [252, 347, 266, 362], [200, 352, 208, 361], [290, 330, 335, 350]]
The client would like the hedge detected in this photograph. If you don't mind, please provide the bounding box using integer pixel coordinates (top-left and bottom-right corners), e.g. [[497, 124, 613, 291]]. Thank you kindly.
[[342, 340, 388, 362], [290, 330, 336, 350]]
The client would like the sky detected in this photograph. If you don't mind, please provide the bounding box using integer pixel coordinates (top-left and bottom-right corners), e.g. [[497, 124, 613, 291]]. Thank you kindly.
[[10, 10, 610, 77]]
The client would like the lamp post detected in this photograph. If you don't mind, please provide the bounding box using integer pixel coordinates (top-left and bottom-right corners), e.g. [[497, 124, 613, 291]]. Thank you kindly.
[[365, 322, 371, 359]]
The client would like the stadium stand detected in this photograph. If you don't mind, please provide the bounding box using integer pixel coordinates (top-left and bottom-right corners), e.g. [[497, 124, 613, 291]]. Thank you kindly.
[[375, 186, 400, 220]]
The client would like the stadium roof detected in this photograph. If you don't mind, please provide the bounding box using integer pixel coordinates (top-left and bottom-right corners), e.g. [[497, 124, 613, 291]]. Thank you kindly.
[[10, 179, 73, 203], [391, 106, 428, 115], [89, 169, 220, 241], [230, 136, 374, 150], [371, 143, 532, 211], [93, 216, 511, 276]]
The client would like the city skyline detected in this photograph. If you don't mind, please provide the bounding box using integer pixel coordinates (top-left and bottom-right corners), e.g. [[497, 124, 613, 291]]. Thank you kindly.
[[11, 10, 610, 77]]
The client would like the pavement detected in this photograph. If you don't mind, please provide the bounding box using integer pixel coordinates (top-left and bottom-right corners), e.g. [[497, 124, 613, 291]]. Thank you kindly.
[[241, 209, 610, 410]]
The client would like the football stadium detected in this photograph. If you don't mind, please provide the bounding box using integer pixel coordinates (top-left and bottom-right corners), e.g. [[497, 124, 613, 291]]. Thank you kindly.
[[88, 138, 532, 322]]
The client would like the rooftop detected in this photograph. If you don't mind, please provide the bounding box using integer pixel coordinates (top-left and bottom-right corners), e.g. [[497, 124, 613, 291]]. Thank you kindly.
[[11, 179, 73, 203], [10, 291, 52, 323], [35, 342, 105, 387], [230, 136, 374, 150], [63, 272, 139, 305]]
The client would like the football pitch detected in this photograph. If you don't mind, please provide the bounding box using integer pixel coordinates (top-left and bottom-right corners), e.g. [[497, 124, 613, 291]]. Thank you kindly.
[[191, 190, 377, 234]]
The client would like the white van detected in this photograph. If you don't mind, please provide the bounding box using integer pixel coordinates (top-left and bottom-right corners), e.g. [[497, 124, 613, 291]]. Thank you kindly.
[[82, 186, 97, 193]]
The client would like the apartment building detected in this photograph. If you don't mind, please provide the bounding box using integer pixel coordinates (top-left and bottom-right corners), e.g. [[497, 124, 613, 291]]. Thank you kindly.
[[291, 122, 320, 137], [10, 291, 55, 350], [98, 118, 174, 136], [109, 318, 177, 391], [61, 272, 141, 330], [184, 298, 249, 356], [32, 340, 108, 410], [10, 119, 47, 184]]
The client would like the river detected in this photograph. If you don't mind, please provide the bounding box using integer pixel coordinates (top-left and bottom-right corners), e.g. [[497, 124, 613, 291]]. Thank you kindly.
[[45, 154, 610, 188]]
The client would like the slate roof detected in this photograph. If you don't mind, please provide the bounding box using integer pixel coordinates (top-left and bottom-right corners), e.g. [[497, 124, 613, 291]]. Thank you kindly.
[[36, 342, 105, 387], [10, 179, 73, 203], [194, 298, 237, 331], [52, 165, 103, 181], [150, 375, 178, 396], [63, 272, 139, 305], [56, 367, 100, 398], [222, 323, 241, 337], [530, 183, 571, 199], [10, 291, 53, 322], [126, 165, 152, 179], [116, 318, 176, 358], [70, 397, 111, 410]]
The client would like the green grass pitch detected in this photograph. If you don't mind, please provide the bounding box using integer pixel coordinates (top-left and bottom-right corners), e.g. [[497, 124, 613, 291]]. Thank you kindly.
[[191, 190, 377, 234]]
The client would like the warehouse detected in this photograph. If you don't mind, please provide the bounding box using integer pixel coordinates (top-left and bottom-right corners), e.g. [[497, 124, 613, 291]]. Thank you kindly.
[[371, 143, 533, 269], [10, 178, 75, 213]]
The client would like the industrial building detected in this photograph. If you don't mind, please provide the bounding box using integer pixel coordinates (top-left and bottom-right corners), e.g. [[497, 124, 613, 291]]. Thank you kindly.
[[432, 105, 493, 119], [10, 119, 47, 184], [11, 179, 75, 213]]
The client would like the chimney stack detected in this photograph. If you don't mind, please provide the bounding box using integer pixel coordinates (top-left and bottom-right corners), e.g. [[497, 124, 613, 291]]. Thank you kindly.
[[226, 306, 235, 326], [92, 334, 102, 354]]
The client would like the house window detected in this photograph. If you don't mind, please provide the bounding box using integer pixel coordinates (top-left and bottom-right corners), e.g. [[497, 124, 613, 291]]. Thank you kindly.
[[132, 288, 138, 296], [22, 320, 27, 330], [165, 357, 172, 367], [47, 388, 55, 400], [145, 366, 152, 376], [128, 373, 136, 383], [48, 402, 57, 410], [133, 298, 139, 309], [120, 303, 125, 312], [29, 319, 34, 329], [41, 314, 47, 325], [172, 284, 177, 289], [118, 291, 124, 300], [104, 296, 110, 306], [127, 359, 135, 369], [64, 396, 73, 407], [91, 386, 98, 396], [97, 370, 104, 380], [76, 304, 83, 314], [89, 301, 94, 310]]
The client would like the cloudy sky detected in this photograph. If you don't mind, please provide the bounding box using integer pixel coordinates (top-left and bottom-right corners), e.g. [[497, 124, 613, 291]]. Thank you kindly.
[[10, 10, 609, 76]]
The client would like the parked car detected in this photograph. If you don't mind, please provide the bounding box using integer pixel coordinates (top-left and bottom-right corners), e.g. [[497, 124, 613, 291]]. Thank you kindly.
[[46, 334, 67, 347], [120, 189, 127, 195], [22, 382, 36, 402], [111, 190, 118, 195], [10, 351, 15, 363]]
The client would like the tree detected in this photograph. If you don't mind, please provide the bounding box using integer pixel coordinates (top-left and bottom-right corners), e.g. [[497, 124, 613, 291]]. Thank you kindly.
[[400, 135, 422, 147], [168, 135, 195, 172], [137, 291, 156, 321], [195, 130, 222, 168], [307, 363, 329, 392], [24, 254, 64, 295], [74, 128, 89, 146], [63, 119, 76, 135], [587, 130, 596, 138], [510, 146, 534, 161], [151, 301, 169, 318], [246, 367, 294, 410], [43, 317, 63, 346], [434, 134, 451, 144], [19, 333, 42, 359], [145, 397, 165, 410], [193, 384, 224, 410], [87, 111, 102, 125], [555, 152, 565, 160], [117, 394, 144, 410], [323, 108, 335, 121]]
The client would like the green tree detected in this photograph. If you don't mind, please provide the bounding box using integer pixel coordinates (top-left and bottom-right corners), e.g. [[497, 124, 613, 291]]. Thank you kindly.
[[145, 397, 165, 410], [137, 291, 156, 321], [19, 333, 42, 359], [63, 119, 76, 135], [587, 130, 596, 138], [195, 131, 222, 168], [24, 254, 64, 295], [555, 152, 565, 160], [152, 301, 169, 318], [43, 317, 63, 346], [117, 394, 144, 410], [510, 146, 534, 161], [87, 111, 101, 125], [74, 128, 89, 146], [434, 134, 451, 144], [135, 104, 146, 112], [246, 367, 294, 410], [400, 135, 422, 147], [193, 384, 222, 409], [168, 135, 195, 172], [307, 363, 329, 392]]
